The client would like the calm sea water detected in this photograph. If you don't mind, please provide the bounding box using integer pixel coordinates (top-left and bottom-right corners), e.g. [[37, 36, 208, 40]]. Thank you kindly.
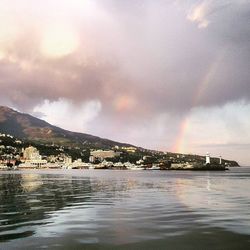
[[0, 168, 250, 250]]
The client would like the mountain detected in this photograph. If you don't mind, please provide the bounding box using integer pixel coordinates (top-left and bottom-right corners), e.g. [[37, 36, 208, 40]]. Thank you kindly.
[[0, 106, 132, 149], [0, 106, 240, 167]]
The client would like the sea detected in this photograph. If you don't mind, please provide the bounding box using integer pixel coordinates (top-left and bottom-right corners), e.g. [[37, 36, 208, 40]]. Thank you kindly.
[[0, 167, 250, 249]]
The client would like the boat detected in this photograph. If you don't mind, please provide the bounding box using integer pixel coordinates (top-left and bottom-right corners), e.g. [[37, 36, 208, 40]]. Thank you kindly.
[[127, 164, 144, 170], [148, 165, 161, 170], [130, 167, 144, 170]]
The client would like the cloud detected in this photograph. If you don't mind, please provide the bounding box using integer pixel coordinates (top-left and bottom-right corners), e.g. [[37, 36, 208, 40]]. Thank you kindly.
[[173, 100, 250, 164], [33, 98, 102, 132], [187, 1, 210, 28], [0, 0, 250, 114], [0, 0, 250, 164]]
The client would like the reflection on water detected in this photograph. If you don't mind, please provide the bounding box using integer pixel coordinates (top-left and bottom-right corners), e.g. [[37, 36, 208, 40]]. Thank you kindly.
[[20, 174, 43, 192], [0, 168, 250, 249]]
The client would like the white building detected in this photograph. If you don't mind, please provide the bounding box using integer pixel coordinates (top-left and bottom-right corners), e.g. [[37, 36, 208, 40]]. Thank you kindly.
[[89, 155, 95, 163], [20, 146, 47, 168], [23, 146, 41, 160], [64, 156, 72, 164], [90, 150, 120, 161], [219, 156, 222, 165], [205, 153, 210, 164]]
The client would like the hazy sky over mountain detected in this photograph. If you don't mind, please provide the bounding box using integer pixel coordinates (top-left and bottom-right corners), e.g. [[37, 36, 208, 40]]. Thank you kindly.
[[0, 0, 250, 164]]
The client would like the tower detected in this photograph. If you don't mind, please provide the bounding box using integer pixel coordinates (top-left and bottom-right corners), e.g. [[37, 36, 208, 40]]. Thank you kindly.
[[219, 156, 222, 165], [205, 152, 210, 164]]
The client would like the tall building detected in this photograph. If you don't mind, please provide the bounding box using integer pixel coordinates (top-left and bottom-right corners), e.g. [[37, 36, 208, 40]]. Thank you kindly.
[[20, 146, 47, 168], [23, 146, 41, 160]]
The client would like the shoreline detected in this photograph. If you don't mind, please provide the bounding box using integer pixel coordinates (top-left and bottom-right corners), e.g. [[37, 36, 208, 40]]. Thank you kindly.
[[0, 166, 230, 171]]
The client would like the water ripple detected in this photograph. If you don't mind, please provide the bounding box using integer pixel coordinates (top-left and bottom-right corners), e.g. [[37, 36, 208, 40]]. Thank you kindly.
[[0, 168, 250, 248]]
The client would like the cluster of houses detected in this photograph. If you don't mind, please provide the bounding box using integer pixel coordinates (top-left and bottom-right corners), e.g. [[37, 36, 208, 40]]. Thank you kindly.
[[0, 146, 155, 170], [0, 133, 228, 171]]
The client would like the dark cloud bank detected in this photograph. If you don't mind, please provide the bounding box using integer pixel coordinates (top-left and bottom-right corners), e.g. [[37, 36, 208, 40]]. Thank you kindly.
[[0, 0, 249, 117]]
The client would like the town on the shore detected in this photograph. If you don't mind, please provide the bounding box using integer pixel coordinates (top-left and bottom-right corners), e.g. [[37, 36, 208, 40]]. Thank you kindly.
[[0, 133, 238, 171]]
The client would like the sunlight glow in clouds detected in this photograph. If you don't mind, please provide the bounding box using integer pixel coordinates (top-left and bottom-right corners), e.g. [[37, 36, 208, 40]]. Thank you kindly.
[[41, 25, 79, 58], [114, 95, 137, 112]]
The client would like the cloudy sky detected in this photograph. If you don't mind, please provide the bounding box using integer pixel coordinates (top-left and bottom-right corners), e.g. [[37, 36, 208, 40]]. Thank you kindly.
[[0, 0, 250, 165]]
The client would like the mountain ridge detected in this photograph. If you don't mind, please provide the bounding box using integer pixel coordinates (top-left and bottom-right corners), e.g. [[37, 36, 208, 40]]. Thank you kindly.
[[0, 106, 240, 167], [0, 106, 133, 149]]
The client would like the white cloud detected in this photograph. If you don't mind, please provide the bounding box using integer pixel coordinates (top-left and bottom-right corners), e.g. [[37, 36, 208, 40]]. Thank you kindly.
[[187, 1, 210, 29], [33, 98, 102, 133], [178, 100, 250, 165]]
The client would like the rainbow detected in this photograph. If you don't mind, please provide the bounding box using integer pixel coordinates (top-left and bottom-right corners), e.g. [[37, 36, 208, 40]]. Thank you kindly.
[[171, 49, 227, 153], [171, 116, 190, 153]]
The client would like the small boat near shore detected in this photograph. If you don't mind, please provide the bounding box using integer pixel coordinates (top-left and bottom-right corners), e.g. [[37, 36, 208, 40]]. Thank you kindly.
[[148, 165, 161, 170], [127, 166, 144, 170]]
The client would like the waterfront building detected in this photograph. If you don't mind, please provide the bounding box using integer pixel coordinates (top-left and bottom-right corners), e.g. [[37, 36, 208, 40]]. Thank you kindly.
[[23, 146, 41, 160], [72, 159, 82, 169], [100, 160, 113, 168], [20, 146, 47, 168], [136, 159, 144, 165], [89, 155, 95, 163], [114, 162, 124, 168], [64, 156, 72, 165]]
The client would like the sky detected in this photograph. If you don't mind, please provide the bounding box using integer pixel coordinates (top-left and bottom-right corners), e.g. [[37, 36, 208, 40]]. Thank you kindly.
[[0, 0, 250, 165]]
